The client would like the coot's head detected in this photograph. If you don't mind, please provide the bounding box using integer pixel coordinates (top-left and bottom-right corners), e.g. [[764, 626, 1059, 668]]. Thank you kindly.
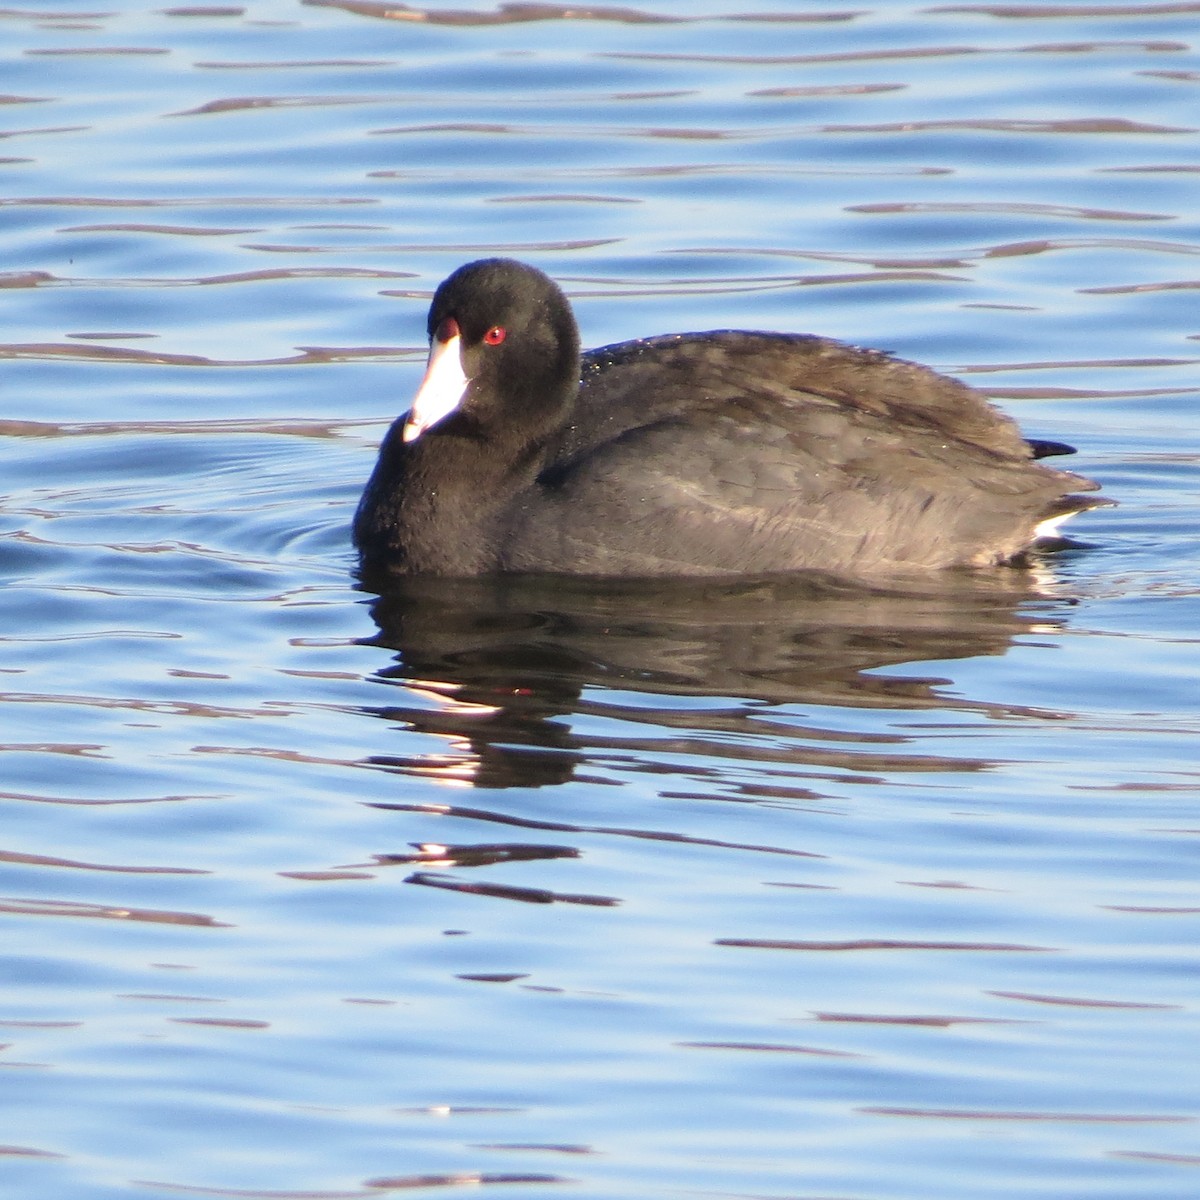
[[403, 258, 583, 446]]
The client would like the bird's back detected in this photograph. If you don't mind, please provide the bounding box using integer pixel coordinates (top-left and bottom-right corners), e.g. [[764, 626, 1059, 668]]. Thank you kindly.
[[498, 332, 1103, 577]]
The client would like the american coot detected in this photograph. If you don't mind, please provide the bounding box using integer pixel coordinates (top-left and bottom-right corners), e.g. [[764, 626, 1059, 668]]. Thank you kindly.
[[354, 258, 1107, 578]]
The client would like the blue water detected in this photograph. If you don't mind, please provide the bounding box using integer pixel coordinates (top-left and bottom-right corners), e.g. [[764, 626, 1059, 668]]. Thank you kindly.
[[1, 1, 1199, 1197]]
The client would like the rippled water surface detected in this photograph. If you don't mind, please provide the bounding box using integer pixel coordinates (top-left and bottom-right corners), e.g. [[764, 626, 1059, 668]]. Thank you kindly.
[[2, 1, 1199, 1197]]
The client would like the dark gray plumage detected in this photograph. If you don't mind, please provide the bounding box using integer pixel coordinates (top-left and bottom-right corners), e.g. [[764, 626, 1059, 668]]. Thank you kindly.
[[354, 258, 1106, 579]]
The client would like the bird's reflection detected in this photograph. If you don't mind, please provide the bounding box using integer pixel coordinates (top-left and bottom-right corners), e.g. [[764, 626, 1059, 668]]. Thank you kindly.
[[356, 568, 1077, 791]]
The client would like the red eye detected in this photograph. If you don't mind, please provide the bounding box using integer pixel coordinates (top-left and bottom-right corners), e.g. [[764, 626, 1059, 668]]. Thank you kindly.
[[483, 325, 506, 346]]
